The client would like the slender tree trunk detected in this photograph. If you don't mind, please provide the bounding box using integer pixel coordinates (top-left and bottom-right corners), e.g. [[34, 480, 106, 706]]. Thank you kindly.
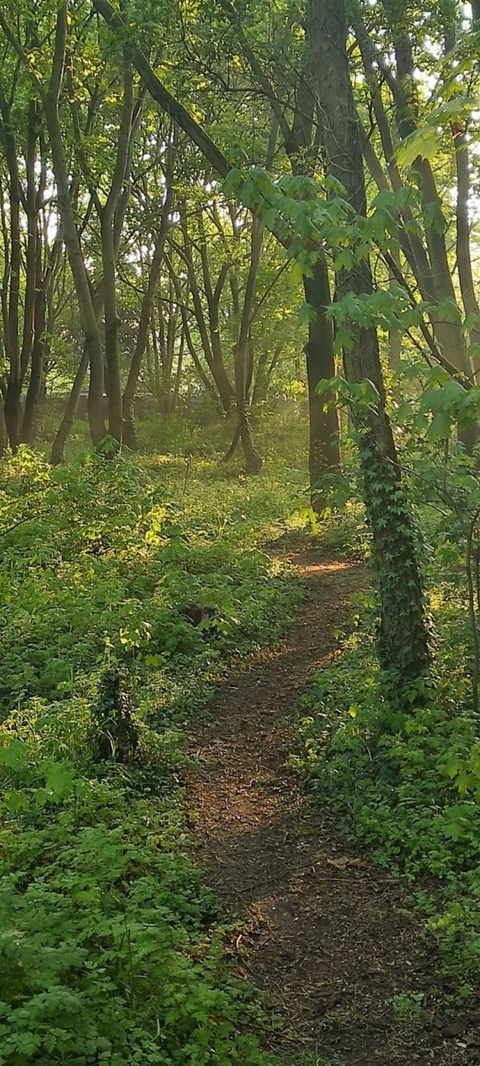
[[51, 280, 107, 463], [50, 344, 90, 464], [101, 219, 123, 443], [20, 246, 47, 445], [310, 0, 430, 685], [0, 88, 22, 450], [176, 216, 234, 411], [0, 382, 6, 457], [232, 217, 263, 474], [44, 6, 105, 446], [122, 180, 173, 436], [454, 127, 480, 366], [355, 18, 475, 412]]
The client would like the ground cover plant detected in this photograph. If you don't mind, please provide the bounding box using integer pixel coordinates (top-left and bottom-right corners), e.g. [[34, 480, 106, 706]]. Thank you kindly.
[[291, 433, 480, 1000], [0, 440, 307, 1066]]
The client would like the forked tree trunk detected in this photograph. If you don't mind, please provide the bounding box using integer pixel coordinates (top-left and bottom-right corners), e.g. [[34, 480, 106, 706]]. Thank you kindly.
[[50, 343, 90, 464]]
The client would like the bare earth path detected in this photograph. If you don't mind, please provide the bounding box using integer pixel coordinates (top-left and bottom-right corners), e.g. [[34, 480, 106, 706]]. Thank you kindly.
[[188, 550, 480, 1066]]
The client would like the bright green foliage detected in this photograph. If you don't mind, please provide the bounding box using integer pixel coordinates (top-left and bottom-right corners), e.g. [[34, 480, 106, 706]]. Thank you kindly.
[[0, 754, 269, 1064], [292, 595, 480, 980], [0, 443, 307, 1066], [0, 447, 299, 718]]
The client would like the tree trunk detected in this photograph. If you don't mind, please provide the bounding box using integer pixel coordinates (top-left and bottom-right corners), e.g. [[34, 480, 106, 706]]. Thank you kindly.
[[50, 343, 90, 464], [101, 218, 123, 443], [309, 0, 430, 685], [454, 127, 480, 372], [20, 249, 47, 445], [0, 386, 6, 457], [122, 181, 173, 434], [303, 259, 341, 508], [283, 83, 341, 502], [232, 217, 263, 474], [44, 6, 105, 447], [355, 18, 475, 417], [0, 88, 22, 451]]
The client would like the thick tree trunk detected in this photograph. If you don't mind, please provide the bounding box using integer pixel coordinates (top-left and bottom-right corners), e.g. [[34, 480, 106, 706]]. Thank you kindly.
[[310, 0, 430, 685], [283, 74, 341, 501], [303, 260, 341, 508]]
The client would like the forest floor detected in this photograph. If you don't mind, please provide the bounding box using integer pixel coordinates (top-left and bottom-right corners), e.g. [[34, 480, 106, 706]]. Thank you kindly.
[[188, 547, 480, 1066]]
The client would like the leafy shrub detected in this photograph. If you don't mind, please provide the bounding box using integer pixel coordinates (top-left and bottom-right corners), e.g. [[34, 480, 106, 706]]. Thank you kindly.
[[291, 606, 480, 979]]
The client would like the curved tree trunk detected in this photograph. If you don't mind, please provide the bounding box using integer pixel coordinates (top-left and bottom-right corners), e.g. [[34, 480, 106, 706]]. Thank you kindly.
[[50, 343, 90, 464]]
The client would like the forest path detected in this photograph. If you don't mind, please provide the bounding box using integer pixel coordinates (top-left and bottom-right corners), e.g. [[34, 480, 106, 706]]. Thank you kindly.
[[188, 549, 474, 1066]]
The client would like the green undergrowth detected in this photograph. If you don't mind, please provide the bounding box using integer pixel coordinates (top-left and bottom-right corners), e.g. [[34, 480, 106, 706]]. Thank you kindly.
[[0, 444, 312, 1065], [291, 588, 480, 993]]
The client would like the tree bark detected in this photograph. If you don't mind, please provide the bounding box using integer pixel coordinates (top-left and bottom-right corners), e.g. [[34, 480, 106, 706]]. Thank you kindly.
[[43, 6, 105, 446], [303, 261, 341, 506], [454, 125, 480, 352], [232, 217, 263, 474], [122, 177, 173, 431], [0, 83, 22, 450], [20, 242, 47, 445], [310, 0, 430, 685]]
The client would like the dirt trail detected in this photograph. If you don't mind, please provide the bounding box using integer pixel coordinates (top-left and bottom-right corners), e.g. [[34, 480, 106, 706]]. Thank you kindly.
[[188, 550, 478, 1066]]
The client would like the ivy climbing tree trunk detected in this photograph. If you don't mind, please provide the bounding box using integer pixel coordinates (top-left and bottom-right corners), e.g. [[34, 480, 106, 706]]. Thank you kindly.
[[309, 0, 430, 686]]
